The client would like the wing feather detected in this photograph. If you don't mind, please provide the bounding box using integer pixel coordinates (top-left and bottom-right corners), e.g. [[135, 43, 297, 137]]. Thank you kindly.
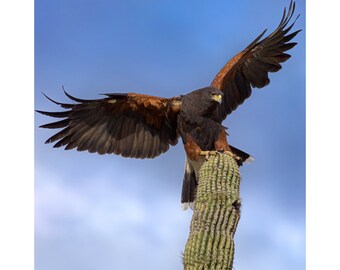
[[37, 90, 181, 159], [135, 123, 146, 158], [119, 117, 135, 157], [211, 0, 300, 119], [129, 121, 142, 158]]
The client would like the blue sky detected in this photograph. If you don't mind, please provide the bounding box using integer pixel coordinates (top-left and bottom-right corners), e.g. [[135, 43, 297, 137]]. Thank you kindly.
[[35, 0, 305, 269]]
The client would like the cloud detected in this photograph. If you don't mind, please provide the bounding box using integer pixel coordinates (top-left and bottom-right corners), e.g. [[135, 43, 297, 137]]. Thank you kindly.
[[36, 166, 304, 270], [234, 192, 305, 270], [35, 166, 192, 270], [35, 166, 185, 237]]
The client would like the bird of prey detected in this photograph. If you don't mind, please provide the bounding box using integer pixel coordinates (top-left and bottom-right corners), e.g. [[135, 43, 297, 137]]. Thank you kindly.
[[37, 1, 300, 210]]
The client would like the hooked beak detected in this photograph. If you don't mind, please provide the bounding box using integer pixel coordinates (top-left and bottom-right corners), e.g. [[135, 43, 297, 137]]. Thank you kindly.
[[211, 94, 222, 104]]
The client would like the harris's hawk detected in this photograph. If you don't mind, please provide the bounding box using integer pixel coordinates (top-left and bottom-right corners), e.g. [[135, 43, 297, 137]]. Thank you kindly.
[[37, 1, 300, 210]]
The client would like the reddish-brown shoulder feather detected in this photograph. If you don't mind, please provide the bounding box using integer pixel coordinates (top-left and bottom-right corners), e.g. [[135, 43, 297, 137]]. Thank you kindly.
[[37, 90, 181, 158], [211, 0, 301, 120]]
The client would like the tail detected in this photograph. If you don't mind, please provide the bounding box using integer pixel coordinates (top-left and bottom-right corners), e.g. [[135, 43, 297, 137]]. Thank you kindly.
[[229, 145, 254, 165], [181, 160, 198, 210]]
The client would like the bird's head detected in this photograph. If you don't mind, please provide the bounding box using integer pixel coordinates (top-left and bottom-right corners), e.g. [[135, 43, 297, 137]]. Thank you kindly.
[[182, 87, 223, 117], [187, 87, 223, 104], [208, 88, 223, 104]]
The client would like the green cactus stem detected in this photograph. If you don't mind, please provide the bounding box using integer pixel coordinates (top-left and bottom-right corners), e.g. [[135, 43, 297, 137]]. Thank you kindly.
[[183, 153, 241, 270]]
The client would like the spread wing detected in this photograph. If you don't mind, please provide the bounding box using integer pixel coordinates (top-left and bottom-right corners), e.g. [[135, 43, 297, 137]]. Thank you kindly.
[[37, 89, 181, 159], [211, 0, 301, 120]]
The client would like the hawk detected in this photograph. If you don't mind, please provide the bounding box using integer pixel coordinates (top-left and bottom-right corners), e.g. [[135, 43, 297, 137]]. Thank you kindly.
[[37, 1, 300, 210]]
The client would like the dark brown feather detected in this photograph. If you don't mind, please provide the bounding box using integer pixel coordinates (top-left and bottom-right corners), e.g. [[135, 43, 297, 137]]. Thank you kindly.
[[45, 127, 70, 144], [210, 0, 300, 119], [36, 110, 71, 118], [38, 91, 180, 159], [40, 119, 70, 129]]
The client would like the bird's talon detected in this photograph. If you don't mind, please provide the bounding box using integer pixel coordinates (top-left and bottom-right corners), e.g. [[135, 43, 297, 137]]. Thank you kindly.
[[224, 151, 241, 161], [200, 150, 219, 159], [199, 151, 209, 159]]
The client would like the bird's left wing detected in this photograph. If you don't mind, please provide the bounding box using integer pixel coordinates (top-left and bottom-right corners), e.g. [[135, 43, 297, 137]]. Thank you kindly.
[[211, 0, 301, 120], [37, 90, 181, 159]]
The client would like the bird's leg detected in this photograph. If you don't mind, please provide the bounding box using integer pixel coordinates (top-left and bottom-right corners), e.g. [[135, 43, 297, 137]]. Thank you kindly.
[[213, 129, 243, 164]]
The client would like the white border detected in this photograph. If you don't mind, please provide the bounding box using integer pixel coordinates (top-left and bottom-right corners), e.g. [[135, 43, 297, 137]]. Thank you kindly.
[[0, 1, 34, 270], [2, 0, 339, 269], [307, 0, 339, 269]]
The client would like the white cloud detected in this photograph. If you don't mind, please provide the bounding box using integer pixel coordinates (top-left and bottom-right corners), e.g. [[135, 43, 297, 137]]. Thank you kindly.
[[35, 167, 304, 270], [35, 167, 150, 237], [35, 166, 192, 270], [234, 191, 305, 270]]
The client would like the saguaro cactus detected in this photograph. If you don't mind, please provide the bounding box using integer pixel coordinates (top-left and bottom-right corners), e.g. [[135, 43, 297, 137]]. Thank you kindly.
[[183, 153, 241, 270]]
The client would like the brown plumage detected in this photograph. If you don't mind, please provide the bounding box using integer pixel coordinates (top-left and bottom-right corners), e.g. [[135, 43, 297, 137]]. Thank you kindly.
[[37, 1, 300, 210], [211, 1, 300, 119], [37, 91, 181, 158]]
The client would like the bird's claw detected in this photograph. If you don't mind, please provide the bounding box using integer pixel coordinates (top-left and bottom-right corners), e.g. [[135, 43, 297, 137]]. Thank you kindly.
[[199, 150, 223, 160], [200, 150, 242, 163], [225, 151, 242, 163]]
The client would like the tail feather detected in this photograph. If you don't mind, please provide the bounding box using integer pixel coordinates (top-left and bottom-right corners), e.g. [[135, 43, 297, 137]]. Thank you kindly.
[[229, 145, 254, 165], [181, 160, 197, 210]]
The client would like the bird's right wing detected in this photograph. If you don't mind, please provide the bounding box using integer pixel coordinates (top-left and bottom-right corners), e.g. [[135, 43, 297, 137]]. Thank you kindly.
[[37, 90, 182, 158], [211, 0, 301, 120]]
